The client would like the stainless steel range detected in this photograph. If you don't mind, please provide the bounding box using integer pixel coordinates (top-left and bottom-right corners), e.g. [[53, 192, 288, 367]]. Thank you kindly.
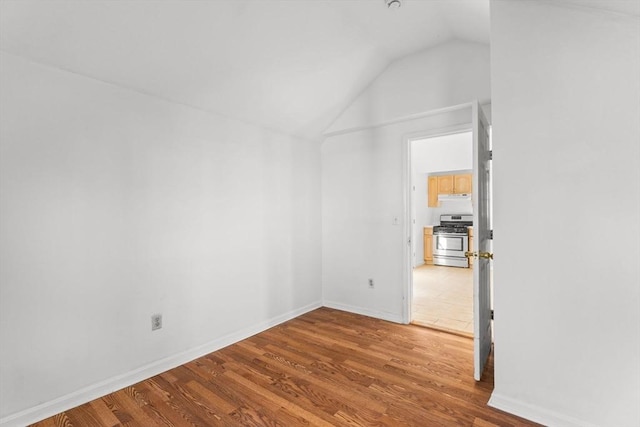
[[433, 214, 473, 268]]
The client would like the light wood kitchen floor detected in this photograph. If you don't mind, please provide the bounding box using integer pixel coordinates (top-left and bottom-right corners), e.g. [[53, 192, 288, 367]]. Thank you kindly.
[[412, 264, 473, 336]]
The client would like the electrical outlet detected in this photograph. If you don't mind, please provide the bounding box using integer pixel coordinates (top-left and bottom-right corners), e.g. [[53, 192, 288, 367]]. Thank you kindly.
[[368, 279, 374, 288], [151, 314, 162, 331]]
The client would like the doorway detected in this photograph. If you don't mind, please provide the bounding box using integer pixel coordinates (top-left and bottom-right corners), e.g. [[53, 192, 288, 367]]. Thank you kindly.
[[409, 131, 474, 336]]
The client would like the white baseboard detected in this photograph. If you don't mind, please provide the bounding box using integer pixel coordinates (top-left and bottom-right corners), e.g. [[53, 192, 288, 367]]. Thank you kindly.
[[489, 391, 599, 427], [323, 300, 404, 324], [0, 301, 322, 427]]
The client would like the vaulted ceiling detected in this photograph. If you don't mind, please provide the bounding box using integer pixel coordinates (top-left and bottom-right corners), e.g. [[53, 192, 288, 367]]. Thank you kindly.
[[2, 1, 637, 141], [0, 0, 492, 140]]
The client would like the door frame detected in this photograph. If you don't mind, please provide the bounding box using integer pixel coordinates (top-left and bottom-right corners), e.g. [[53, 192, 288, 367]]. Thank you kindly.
[[401, 122, 474, 325]]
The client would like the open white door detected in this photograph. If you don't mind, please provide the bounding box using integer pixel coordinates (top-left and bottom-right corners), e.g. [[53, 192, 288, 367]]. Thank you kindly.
[[471, 101, 492, 381]]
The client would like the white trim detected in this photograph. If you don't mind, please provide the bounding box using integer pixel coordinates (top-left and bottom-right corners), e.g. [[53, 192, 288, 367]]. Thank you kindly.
[[402, 128, 412, 324], [405, 123, 472, 141], [323, 102, 474, 138], [401, 123, 474, 326], [489, 392, 600, 427], [324, 102, 491, 139], [0, 301, 322, 427], [322, 301, 404, 324]]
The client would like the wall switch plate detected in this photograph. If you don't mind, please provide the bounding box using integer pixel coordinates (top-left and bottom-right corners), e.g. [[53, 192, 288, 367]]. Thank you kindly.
[[151, 314, 162, 331], [368, 279, 374, 288]]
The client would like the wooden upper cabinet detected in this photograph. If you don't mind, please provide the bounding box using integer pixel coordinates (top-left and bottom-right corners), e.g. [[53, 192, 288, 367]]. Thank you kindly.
[[427, 176, 439, 207], [427, 173, 473, 208], [454, 174, 472, 194], [437, 175, 454, 194]]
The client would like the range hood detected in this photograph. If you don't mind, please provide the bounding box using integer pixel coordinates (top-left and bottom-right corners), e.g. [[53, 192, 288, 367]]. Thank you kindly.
[[438, 193, 471, 201]]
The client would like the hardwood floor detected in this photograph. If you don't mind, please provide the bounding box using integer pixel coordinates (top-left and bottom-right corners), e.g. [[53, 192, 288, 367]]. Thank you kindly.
[[31, 308, 538, 426]]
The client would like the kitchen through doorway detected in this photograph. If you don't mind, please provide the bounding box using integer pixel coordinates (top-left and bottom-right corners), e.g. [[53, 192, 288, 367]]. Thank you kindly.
[[410, 131, 474, 336]]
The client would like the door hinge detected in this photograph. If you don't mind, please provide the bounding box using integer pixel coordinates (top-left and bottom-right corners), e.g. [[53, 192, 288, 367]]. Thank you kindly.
[[490, 230, 493, 239], [489, 150, 493, 160], [491, 309, 494, 320]]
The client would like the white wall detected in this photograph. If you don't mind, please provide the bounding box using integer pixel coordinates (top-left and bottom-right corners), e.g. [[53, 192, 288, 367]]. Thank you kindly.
[[412, 132, 473, 176], [322, 38, 489, 324], [326, 40, 490, 134], [0, 52, 322, 424], [411, 132, 472, 264], [490, 2, 640, 426], [322, 109, 473, 322]]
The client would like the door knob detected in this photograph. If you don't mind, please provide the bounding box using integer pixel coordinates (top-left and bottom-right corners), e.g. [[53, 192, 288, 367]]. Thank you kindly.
[[464, 251, 476, 258], [478, 252, 493, 260]]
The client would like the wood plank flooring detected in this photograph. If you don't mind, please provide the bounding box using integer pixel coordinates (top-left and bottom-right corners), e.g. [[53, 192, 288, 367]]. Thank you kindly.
[[30, 308, 539, 426]]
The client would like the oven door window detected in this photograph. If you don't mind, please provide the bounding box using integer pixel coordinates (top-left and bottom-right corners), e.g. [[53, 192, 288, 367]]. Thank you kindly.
[[436, 235, 465, 251]]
